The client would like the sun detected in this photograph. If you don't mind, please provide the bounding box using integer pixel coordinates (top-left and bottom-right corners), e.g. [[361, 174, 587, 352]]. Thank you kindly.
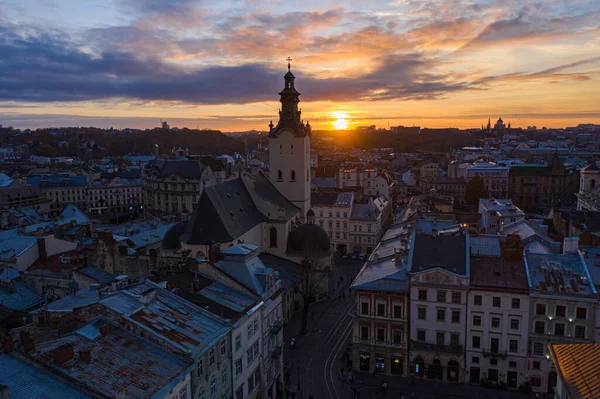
[[333, 118, 349, 130], [331, 112, 350, 130]]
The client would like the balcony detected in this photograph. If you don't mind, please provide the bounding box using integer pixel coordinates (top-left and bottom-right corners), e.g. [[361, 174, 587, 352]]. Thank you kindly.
[[270, 321, 283, 335], [270, 345, 282, 359], [356, 312, 405, 322], [482, 349, 507, 359], [411, 341, 463, 355], [352, 336, 406, 349]]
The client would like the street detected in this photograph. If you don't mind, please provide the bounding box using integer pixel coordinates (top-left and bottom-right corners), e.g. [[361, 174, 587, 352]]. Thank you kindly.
[[283, 257, 529, 399]]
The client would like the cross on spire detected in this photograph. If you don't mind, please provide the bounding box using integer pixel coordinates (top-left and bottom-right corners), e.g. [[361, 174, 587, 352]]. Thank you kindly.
[[286, 57, 292, 71]]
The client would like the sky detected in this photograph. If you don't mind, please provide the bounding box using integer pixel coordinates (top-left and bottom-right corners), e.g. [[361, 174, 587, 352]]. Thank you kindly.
[[0, 0, 599, 131]]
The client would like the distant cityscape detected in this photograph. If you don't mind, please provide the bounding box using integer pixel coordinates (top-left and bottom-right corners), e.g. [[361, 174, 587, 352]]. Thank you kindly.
[[1, 69, 599, 399]]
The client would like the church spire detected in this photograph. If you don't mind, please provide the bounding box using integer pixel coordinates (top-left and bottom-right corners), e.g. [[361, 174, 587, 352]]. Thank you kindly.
[[269, 58, 310, 138]]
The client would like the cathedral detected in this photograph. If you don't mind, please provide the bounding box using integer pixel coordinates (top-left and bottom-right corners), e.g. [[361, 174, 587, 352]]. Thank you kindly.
[[176, 64, 332, 276]]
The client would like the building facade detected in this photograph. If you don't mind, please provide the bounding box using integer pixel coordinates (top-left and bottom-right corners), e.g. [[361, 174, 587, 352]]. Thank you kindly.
[[26, 174, 88, 216], [88, 177, 143, 216], [311, 192, 354, 254], [478, 198, 525, 234]]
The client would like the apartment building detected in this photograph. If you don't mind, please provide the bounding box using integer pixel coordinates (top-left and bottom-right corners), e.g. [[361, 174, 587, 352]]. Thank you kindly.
[[419, 177, 467, 204], [88, 177, 143, 216], [337, 167, 392, 199], [524, 251, 598, 395], [466, 235, 530, 389], [312, 191, 354, 254], [408, 232, 470, 383], [143, 158, 216, 217], [478, 198, 525, 234], [350, 198, 385, 255], [26, 174, 88, 216]]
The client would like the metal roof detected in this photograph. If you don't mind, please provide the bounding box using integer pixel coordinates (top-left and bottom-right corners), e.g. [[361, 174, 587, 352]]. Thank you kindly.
[[0, 280, 42, 310], [549, 343, 600, 399], [0, 354, 91, 399], [409, 233, 469, 276], [470, 235, 502, 257], [352, 258, 408, 293], [75, 266, 116, 285]]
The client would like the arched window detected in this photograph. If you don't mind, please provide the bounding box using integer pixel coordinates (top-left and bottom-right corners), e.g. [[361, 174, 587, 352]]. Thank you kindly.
[[306, 169, 309, 182], [279, 144, 283, 154], [269, 227, 277, 247], [277, 170, 283, 181], [291, 144, 294, 154], [592, 179, 596, 190], [291, 170, 296, 181]]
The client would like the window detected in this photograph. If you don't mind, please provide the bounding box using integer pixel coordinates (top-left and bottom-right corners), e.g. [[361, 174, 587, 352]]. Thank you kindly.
[[488, 368, 498, 382], [247, 324, 254, 340], [556, 305, 566, 318], [221, 365, 228, 387], [254, 319, 259, 333], [510, 319, 519, 330], [377, 303, 385, 317], [248, 373, 255, 392], [376, 328, 385, 342], [532, 361, 540, 370], [197, 358, 204, 377], [472, 336, 480, 349], [393, 329, 402, 344], [235, 358, 243, 376], [509, 340, 518, 352], [209, 349, 215, 366], [199, 390, 205, 399], [235, 334, 241, 351], [575, 325, 586, 339], [436, 309, 445, 321], [491, 317, 500, 328], [535, 303, 546, 315], [247, 347, 254, 364], [530, 377, 541, 387], [576, 307, 587, 320], [492, 297, 501, 308], [533, 342, 544, 356], [418, 290, 427, 301], [360, 326, 369, 340], [393, 305, 402, 319], [474, 295, 482, 306], [554, 323, 565, 336], [436, 332, 444, 345], [437, 291, 446, 302], [418, 307, 426, 320], [452, 310, 460, 323], [290, 144, 294, 154], [235, 386, 243, 399], [277, 170, 282, 181], [336, 211, 340, 218], [472, 356, 480, 364], [509, 361, 516, 368], [452, 292, 461, 304], [329, 211, 333, 218], [290, 170, 296, 181], [417, 330, 426, 341], [361, 301, 369, 315], [319, 210, 323, 217], [220, 340, 226, 355], [210, 377, 217, 397], [269, 227, 277, 247], [473, 315, 481, 326], [534, 321, 545, 334], [451, 333, 459, 346]]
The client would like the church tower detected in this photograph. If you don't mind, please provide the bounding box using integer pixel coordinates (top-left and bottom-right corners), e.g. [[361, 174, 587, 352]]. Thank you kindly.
[[269, 61, 311, 221]]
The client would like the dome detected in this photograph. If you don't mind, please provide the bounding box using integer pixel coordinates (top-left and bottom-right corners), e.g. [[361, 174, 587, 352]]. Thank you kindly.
[[162, 221, 187, 250], [306, 209, 315, 217], [287, 223, 331, 257]]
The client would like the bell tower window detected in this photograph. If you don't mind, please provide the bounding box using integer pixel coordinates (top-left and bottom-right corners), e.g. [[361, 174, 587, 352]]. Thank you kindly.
[[291, 144, 294, 154], [277, 170, 283, 181], [279, 144, 283, 154], [291, 170, 296, 181], [269, 227, 277, 248]]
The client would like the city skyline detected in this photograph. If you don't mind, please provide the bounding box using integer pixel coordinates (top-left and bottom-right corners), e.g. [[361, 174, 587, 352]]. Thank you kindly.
[[1, 0, 599, 130]]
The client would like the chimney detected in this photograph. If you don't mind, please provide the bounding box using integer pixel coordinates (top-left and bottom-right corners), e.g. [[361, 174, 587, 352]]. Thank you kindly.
[[37, 237, 47, 260], [19, 331, 35, 353], [79, 349, 91, 364], [563, 236, 579, 254], [99, 322, 111, 337], [53, 344, 74, 365], [538, 224, 549, 237], [501, 234, 524, 260]]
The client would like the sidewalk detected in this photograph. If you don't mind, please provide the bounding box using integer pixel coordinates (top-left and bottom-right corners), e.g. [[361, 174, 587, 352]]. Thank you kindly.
[[349, 372, 528, 399]]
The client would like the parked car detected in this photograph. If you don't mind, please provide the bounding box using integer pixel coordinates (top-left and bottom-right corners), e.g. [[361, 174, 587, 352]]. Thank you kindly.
[[351, 253, 358, 260], [342, 254, 349, 259], [359, 254, 366, 261]]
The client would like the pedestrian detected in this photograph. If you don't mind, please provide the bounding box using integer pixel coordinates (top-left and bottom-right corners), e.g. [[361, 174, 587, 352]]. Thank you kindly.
[[381, 381, 387, 393]]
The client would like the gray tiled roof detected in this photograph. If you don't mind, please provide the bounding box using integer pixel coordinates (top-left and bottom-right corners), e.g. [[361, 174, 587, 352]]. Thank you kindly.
[[151, 159, 207, 179], [409, 233, 468, 276]]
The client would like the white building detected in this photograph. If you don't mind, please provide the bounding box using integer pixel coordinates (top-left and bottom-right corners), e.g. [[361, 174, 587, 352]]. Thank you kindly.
[[88, 177, 143, 216], [478, 198, 525, 234], [577, 161, 600, 211], [408, 232, 470, 383], [312, 191, 354, 254], [466, 236, 530, 388], [337, 168, 392, 199]]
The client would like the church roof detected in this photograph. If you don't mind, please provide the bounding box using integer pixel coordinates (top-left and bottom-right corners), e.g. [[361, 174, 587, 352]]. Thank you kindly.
[[180, 179, 266, 245], [250, 171, 299, 220]]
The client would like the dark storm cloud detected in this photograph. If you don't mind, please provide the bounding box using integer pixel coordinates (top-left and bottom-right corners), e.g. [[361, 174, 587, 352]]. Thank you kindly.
[[0, 24, 474, 105]]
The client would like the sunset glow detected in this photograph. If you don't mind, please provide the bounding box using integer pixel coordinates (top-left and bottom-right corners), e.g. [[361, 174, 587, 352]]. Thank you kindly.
[[0, 0, 599, 130]]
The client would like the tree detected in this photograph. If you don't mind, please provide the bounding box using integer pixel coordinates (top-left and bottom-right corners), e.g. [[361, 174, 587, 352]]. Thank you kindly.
[[465, 175, 488, 205], [298, 255, 331, 335]]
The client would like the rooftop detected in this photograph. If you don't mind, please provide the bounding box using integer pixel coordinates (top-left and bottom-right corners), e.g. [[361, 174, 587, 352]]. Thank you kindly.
[[0, 280, 43, 310], [0, 354, 91, 399], [352, 258, 408, 293], [524, 251, 597, 297], [74, 266, 116, 285], [470, 256, 529, 292], [350, 200, 380, 221], [549, 343, 600, 399], [30, 318, 191, 398], [409, 233, 468, 276], [470, 235, 502, 257]]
